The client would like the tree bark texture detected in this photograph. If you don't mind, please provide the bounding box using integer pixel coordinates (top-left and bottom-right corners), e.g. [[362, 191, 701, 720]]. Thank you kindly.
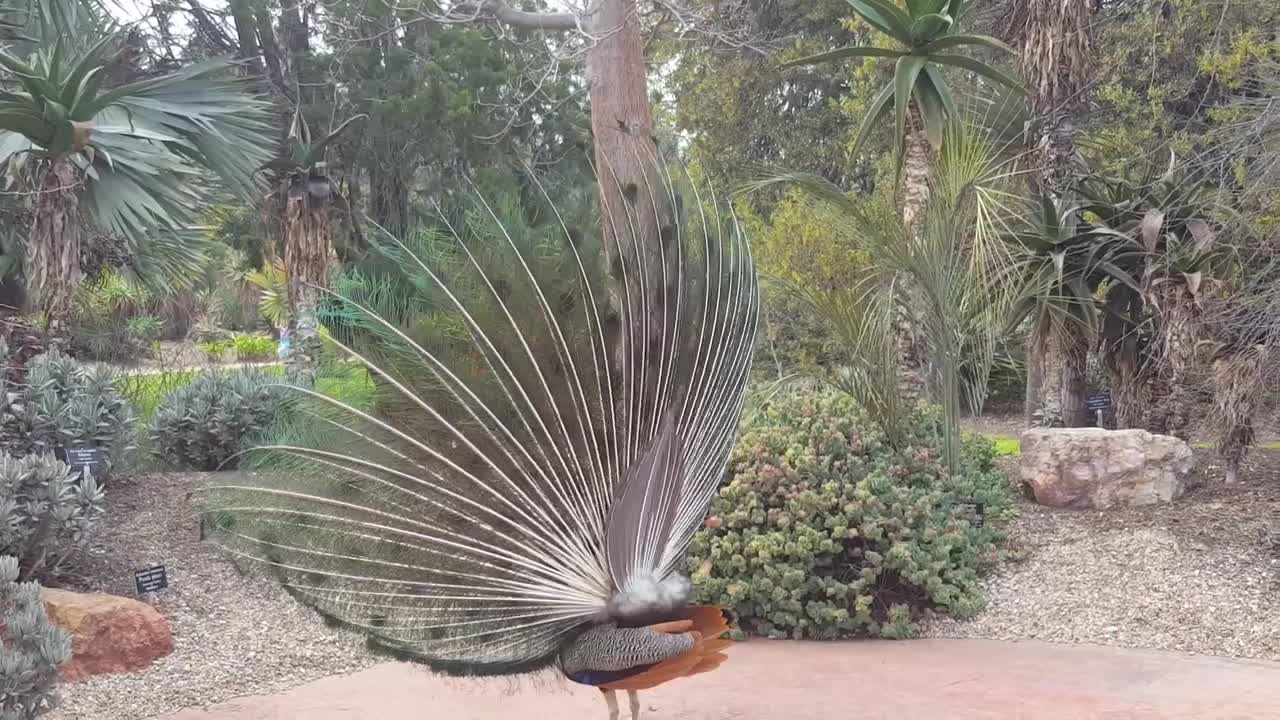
[[895, 112, 933, 402], [1150, 284, 1201, 440], [1008, 0, 1093, 193], [584, 0, 679, 413], [1212, 347, 1264, 484], [283, 181, 334, 385], [1101, 284, 1148, 429], [1028, 313, 1089, 427], [26, 159, 83, 345]]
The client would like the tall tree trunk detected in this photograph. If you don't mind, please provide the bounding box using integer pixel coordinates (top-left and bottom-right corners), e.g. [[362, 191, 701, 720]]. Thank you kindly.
[[1151, 284, 1200, 440], [1010, 0, 1094, 427], [1213, 347, 1264, 484], [26, 160, 83, 346], [284, 184, 333, 385], [895, 112, 932, 402], [1102, 284, 1147, 428], [1028, 313, 1088, 426], [584, 0, 678, 409], [1008, 0, 1093, 192]]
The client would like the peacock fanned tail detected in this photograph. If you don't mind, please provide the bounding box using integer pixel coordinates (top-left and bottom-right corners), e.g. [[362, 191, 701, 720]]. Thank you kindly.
[[198, 160, 759, 678]]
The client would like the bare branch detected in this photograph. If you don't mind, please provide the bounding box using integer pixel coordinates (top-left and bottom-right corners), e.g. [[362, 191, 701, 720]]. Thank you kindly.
[[445, 0, 580, 31]]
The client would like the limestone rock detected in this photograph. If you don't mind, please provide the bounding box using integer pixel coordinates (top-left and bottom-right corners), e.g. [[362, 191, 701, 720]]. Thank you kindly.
[[42, 588, 174, 680], [1019, 428, 1194, 509]]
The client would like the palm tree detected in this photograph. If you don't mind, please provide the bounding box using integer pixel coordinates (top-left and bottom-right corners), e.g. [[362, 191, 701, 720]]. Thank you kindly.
[[783, 0, 1018, 399], [262, 109, 364, 383], [0, 0, 272, 340], [784, 0, 1019, 232], [1005, 0, 1094, 192], [748, 119, 1017, 467]]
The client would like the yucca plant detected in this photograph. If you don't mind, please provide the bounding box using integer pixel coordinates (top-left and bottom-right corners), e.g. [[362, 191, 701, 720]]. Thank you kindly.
[[0, 0, 272, 340], [784, 0, 1019, 230], [261, 109, 365, 384]]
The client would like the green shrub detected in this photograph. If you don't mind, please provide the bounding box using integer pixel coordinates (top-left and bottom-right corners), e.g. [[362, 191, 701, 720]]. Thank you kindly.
[[232, 334, 276, 362], [0, 349, 133, 477], [0, 555, 70, 717], [149, 368, 284, 470], [197, 340, 232, 363], [688, 388, 1010, 640], [0, 452, 104, 581]]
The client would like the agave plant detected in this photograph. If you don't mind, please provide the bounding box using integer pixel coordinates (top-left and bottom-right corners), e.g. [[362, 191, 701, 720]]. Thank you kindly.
[[784, 0, 1019, 228], [1002, 189, 1121, 427], [1078, 162, 1229, 438], [0, 0, 272, 338], [262, 108, 365, 383]]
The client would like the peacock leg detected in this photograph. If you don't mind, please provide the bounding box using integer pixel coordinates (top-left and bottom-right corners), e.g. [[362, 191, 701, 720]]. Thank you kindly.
[[602, 689, 620, 720], [627, 689, 641, 720]]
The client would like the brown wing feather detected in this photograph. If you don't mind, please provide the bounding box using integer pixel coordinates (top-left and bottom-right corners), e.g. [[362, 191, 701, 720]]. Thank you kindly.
[[600, 605, 732, 691]]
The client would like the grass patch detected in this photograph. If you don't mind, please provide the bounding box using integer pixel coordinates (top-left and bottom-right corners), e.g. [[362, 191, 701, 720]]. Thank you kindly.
[[117, 363, 374, 422], [989, 434, 1021, 456]]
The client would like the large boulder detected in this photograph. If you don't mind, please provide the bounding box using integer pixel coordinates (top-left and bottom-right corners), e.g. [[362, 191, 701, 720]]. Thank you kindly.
[[1019, 428, 1195, 509], [41, 589, 174, 681]]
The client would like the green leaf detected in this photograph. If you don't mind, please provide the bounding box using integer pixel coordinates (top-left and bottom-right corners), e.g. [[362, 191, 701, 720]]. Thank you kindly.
[[920, 33, 1015, 55], [923, 65, 958, 119], [849, 81, 896, 159], [59, 33, 116, 112], [909, 13, 953, 44], [893, 54, 928, 158], [913, 70, 947, 148], [846, 0, 913, 42], [931, 53, 1022, 89], [780, 46, 905, 68], [1140, 209, 1164, 253], [0, 109, 53, 145], [905, 0, 948, 19], [68, 65, 106, 121]]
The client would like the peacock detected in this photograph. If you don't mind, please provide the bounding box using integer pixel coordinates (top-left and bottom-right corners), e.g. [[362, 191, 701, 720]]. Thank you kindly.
[[199, 162, 759, 719]]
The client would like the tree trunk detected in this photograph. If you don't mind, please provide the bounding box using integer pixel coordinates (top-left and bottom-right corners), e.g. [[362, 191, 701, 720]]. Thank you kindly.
[[1100, 284, 1146, 428], [895, 113, 932, 402], [284, 183, 333, 385], [584, 0, 678, 410], [26, 159, 83, 346], [1213, 348, 1264, 484], [1028, 313, 1088, 427], [1151, 285, 1200, 440]]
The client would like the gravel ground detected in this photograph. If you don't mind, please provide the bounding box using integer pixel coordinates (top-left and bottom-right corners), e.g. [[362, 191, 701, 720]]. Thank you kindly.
[[924, 451, 1280, 660], [49, 472, 377, 720]]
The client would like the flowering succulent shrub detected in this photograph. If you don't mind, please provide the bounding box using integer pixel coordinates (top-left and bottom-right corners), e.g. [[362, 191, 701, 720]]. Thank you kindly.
[[149, 368, 284, 470], [0, 555, 70, 717], [688, 388, 1010, 640], [0, 453, 104, 582]]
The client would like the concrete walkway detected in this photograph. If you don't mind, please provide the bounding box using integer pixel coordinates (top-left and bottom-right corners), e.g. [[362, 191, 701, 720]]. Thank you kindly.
[[159, 639, 1280, 720]]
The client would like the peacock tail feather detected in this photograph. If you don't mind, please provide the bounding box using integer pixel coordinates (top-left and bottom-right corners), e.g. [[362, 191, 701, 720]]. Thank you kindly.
[[198, 160, 758, 677]]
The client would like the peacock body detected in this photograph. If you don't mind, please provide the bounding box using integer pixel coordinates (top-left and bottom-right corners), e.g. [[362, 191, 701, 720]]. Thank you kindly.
[[200, 164, 758, 718]]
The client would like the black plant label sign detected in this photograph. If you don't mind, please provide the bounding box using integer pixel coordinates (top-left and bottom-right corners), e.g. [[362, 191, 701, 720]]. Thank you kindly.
[[956, 500, 986, 529], [56, 446, 106, 478], [134, 564, 169, 595], [1087, 391, 1112, 411]]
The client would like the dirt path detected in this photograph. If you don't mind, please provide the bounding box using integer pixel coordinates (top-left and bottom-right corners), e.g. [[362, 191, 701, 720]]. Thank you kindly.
[[155, 638, 1280, 720]]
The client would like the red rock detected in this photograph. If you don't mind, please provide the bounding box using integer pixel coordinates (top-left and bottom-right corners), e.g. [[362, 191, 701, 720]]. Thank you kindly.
[[41, 588, 174, 681]]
